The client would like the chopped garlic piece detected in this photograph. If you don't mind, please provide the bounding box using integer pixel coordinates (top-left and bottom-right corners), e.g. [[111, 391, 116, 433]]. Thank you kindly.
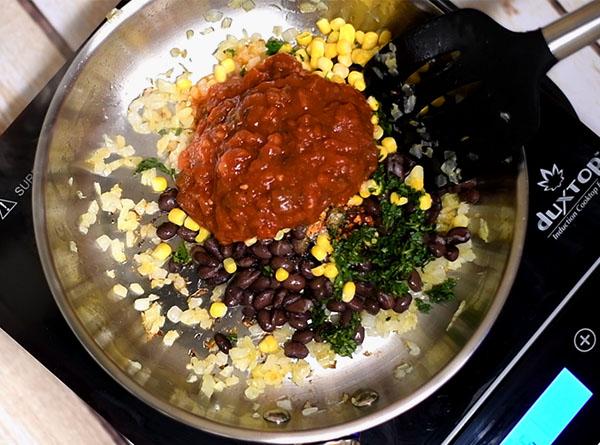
[[141, 302, 165, 336], [163, 330, 180, 346], [96, 235, 112, 251], [167, 305, 183, 323], [112, 284, 128, 299], [129, 283, 144, 296], [69, 241, 78, 253], [110, 238, 126, 263]]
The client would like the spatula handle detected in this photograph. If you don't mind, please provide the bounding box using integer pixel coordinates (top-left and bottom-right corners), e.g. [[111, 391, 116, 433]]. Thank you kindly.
[[542, 0, 600, 60]]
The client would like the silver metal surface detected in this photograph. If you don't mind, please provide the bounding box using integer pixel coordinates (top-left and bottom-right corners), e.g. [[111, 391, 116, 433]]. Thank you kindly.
[[542, 0, 600, 60], [32, 0, 528, 443]]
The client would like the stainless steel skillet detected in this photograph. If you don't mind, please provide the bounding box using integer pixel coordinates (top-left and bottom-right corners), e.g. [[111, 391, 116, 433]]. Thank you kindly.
[[32, 0, 526, 442]]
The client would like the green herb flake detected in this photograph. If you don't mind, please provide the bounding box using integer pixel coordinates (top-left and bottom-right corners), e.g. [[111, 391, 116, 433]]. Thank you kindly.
[[225, 332, 238, 344], [172, 243, 191, 265], [321, 311, 361, 357], [265, 37, 285, 55], [223, 48, 236, 57], [415, 298, 432, 313], [157, 128, 169, 136], [174, 127, 183, 136], [134, 157, 177, 181], [426, 279, 457, 304], [262, 265, 273, 277]]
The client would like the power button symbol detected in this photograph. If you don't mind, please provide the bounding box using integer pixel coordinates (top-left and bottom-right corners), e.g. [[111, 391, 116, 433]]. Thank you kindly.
[[574, 328, 596, 353]]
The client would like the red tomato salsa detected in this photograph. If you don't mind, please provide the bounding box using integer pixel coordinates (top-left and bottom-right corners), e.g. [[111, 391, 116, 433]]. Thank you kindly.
[[177, 53, 377, 243]]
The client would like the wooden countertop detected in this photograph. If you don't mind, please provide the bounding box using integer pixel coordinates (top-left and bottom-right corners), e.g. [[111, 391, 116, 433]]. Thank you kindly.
[[0, 0, 597, 443]]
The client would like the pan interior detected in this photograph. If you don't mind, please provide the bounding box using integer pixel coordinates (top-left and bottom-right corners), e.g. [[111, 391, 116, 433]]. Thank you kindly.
[[33, 0, 527, 442]]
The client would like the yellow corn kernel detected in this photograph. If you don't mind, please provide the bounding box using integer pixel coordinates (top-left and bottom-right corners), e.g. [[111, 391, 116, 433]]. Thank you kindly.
[[258, 335, 279, 353], [339, 23, 355, 43], [354, 78, 366, 91], [152, 242, 172, 261], [341, 281, 356, 302], [314, 70, 326, 78], [371, 114, 379, 125], [337, 54, 352, 67], [311, 264, 326, 276], [209, 301, 227, 318], [405, 165, 425, 191], [309, 56, 318, 70], [176, 77, 192, 91], [316, 233, 333, 253], [381, 137, 397, 153], [390, 192, 408, 206], [296, 31, 313, 47], [359, 184, 371, 198], [279, 43, 293, 54], [367, 96, 380, 111], [274, 228, 289, 241], [223, 257, 237, 274], [275, 267, 289, 282], [295, 48, 309, 63], [214, 64, 227, 83], [336, 39, 352, 56], [362, 31, 379, 50], [316, 18, 331, 35], [324, 42, 338, 59], [195, 226, 211, 243], [244, 236, 257, 246], [327, 30, 339, 43], [332, 63, 349, 79], [168, 208, 187, 226], [419, 193, 433, 211], [379, 29, 392, 45], [373, 125, 384, 140], [183, 216, 200, 231], [221, 58, 236, 74], [378, 145, 388, 162], [323, 263, 339, 279], [362, 179, 382, 196], [347, 70, 362, 86], [331, 75, 345, 84], [330, 17, 345, 31], [355, 30, 365, 44], [152, 176, 168, 192], [311, 245, 328, 261], [317, 56, 334, 73], [351, 48, 372, 66], [347, 194, 363, 206], [431, 96, 446, 107], [309, 38, 325, 58]]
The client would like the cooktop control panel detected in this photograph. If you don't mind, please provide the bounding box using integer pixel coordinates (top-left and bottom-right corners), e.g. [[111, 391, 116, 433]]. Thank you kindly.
[[448, 263, 599, 445]]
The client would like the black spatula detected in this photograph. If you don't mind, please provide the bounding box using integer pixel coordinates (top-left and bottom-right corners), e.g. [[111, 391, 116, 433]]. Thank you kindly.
[[365, 1, 600, 170]]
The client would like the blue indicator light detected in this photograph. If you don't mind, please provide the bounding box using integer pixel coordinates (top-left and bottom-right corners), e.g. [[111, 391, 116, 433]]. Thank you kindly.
[[501, 368, 592, 445]]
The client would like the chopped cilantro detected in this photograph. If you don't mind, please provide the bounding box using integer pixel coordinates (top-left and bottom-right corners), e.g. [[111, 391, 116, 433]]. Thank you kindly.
[[157, 128, 169, 136], [310, 305, 360, 357], [134, 157, 177, 181], [174, 127, 183, 136], [172, 243, 191, 265], [223, 48, 236, 57], [265, 37, 285, 55], [415, 298, 432, 313], [225, 333, 238, 344], [427, 279, 457, 304], [377, 109, 394, 136], [262, 265, 273, 277]]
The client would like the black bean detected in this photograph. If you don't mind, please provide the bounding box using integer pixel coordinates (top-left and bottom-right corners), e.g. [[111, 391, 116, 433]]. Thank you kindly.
[[309, 277, 326, 292], [253, 290, 275, 310], [269, 277, 281, 289], [251, 275, 271, 291], [354, 261, 373, 273], [233, 268, 261, 289], [346, 296, 364, 312], [340, 309, 353, 326], [198, 265, 221, 280], [326, 300, 346, 312], [362, 196, 381, 217], [273, 289, 287, 308], [167, 258, 182, 273], [407, 269, 423, 292], [445, 245, 459, 262], [208, 269, 229, 285], [242, 306, 256, 318], [428, 242, 447, 258], [221, 244, 233, 258], [272, 308, 287, 326], [283, 341, 309, 359], [364, 298, 380, 315], [192, 251, 219, 267], [285, 298, 313, 314], [156, 222, 178, 240], [214, 333, 232, 354], [445, 227, 471, 245], [353, 326, 365, 345], [355, 281, 375, 297], [322, 279, 334, 297], [257, 309, 274, 332], [177, 226, 198, 243], [223, 286, 243, 306], [158, 188, 178, 212], [270, 240, 293, 257], [237, 256, 257, 268], [292, 238, 308, 255], [299, 259, 316, 279], [292, 329, 314, 344], [288, 313, 309, 330], [271, 256, 295, 272], [386, 153, 406, 180], [241, 290, 254, 306], [251, 243, 272, 259], [283, 274, 306, 292], [393, 294, 412, 313], [377, 291, 395, 310], [291, 225, 307, 239], [231, 242, 247, 259], [282, 293, 301, 307], [204, 237, 223, 260], [260, 257, 271, 266]]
